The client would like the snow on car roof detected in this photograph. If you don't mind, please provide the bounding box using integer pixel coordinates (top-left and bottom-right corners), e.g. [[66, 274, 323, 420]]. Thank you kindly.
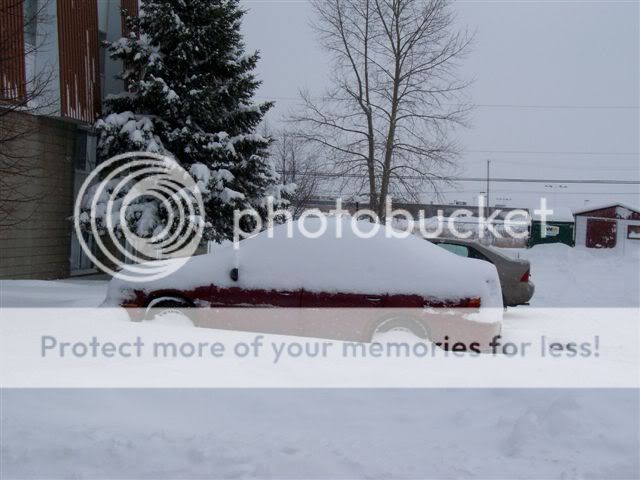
[[106, 217, 503, 314]]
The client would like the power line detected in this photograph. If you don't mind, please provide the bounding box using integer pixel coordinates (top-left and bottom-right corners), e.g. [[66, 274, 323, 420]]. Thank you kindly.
[[258, 96, 640, 110], [416, 189, 639, 195], [316, 190, 639, 197], [466, 159, 639, 171], [440, 177, 640, 185], [247, 0, 638, 3], [465, 149, 638, 156], [472, 104, 639, 110], [281, 171, 640, 185]]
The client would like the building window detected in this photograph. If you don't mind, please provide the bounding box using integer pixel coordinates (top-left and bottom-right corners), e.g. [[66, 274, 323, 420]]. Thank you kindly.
[[23, 0, 38, 46], [73, 130, 88, 171], [628, 225, 640, 240], [73, 130, 98, 172]]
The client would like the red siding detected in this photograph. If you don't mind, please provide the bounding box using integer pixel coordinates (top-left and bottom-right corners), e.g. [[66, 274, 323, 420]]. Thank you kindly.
[[576, 205, 640, 220], [586, 219, 617, 249], [57, 0, 101, 123], [120, 0, 138, 36], [0, 0, 27, 103], [576, 206, 618, 219], [120, 0, 138, 91]]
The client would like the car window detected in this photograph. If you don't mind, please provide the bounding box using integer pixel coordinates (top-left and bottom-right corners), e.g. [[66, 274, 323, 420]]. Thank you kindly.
[[467, 247, 491, 262], [437, 243, 469, 257]]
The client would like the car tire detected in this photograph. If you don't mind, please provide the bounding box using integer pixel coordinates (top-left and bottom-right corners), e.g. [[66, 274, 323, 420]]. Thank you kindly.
[[144, 297, 194, 324], [370, 317, 430, 341]]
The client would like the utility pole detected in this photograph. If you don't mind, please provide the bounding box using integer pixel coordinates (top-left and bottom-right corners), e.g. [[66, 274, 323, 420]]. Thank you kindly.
[[486, 159, 491, 208]]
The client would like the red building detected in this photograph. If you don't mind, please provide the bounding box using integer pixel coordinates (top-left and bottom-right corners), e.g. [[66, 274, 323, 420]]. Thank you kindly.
[[0, 0, 138, 279], [574, 203, 640, 253]]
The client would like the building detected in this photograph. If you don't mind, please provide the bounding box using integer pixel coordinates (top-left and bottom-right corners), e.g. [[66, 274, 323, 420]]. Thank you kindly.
[[574, 203, 640, 253], [302, 197, 528, 220], [299, 197, 530, 247], [528, 206, 575, 247], [0, 0, 137, 279]]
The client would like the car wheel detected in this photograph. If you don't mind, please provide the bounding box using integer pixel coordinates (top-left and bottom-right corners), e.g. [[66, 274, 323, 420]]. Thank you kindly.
[[370, 317, 430, 341], [144, 297, 194, 326]]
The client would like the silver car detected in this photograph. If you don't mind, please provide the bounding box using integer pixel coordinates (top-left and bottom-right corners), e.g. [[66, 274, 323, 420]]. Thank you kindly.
[[429, 238, 535, 307]]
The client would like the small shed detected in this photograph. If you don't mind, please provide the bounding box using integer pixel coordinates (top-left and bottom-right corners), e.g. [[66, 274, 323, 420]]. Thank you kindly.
[[528, 206, 575, 247], [573, 202, 640, 252]]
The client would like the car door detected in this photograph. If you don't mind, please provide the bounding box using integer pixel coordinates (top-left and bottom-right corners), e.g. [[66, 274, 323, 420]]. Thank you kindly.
[[436, 241, 508, 297], [467, 246, 510, 287], [201, 283, 303, 337], [299, 289, 386, 341]]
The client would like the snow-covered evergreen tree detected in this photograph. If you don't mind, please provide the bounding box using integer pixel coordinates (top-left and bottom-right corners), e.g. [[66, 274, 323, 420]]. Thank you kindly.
[[94, 0, 289, 243]]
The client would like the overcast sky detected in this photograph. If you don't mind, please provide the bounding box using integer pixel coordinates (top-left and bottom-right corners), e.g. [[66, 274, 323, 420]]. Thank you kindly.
[[242, 0, 639, 208]]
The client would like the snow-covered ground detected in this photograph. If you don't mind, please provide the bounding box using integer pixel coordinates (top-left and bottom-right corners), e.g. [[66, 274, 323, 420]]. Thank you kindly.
[[2, 389, 638, 479], [1, 244, 639, 478], [0, 278, 108, 308], [496, 243, 640, 308]]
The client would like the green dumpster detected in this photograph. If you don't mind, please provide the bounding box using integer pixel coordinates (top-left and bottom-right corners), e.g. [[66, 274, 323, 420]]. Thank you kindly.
[[528, 207, 575, 247]]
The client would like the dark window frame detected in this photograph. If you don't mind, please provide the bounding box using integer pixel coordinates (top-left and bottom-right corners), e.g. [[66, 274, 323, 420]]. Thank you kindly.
[[627, 225, 640, 240]]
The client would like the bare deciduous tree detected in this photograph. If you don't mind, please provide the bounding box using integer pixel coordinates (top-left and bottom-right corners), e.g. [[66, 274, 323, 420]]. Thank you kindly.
[[270, 129, 321, 217], [293, 0, 471, 219], [0, 0, 56, 227]]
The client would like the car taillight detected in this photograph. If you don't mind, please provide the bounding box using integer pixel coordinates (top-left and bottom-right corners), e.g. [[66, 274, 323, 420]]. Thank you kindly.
[[465, 297, 481, 308], [520, 270, 530, 282]]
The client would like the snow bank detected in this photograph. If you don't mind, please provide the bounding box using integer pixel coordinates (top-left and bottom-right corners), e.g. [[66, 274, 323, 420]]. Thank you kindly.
[[497, 243, 640, 307], [3, 389, 637, 479], [0, 280, 108, 308]]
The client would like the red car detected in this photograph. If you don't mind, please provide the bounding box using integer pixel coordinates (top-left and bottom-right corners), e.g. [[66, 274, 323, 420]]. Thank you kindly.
[[105, 218, 503, 350]]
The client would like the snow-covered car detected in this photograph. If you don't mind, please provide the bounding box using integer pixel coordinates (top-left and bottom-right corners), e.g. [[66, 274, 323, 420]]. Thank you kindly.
[[105, 218, 503, 350]]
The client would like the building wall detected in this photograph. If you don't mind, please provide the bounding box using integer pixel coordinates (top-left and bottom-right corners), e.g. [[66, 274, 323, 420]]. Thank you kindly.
[[575, 205, 640, 221], [575, 215, 640, 254], [576, 216, 596, 249], [3, 0, 131, 120], [1, 1, 139, 280], [0, 110, 77, 279], [303, 198, 529, 221], [0, 0, 27, 102]]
